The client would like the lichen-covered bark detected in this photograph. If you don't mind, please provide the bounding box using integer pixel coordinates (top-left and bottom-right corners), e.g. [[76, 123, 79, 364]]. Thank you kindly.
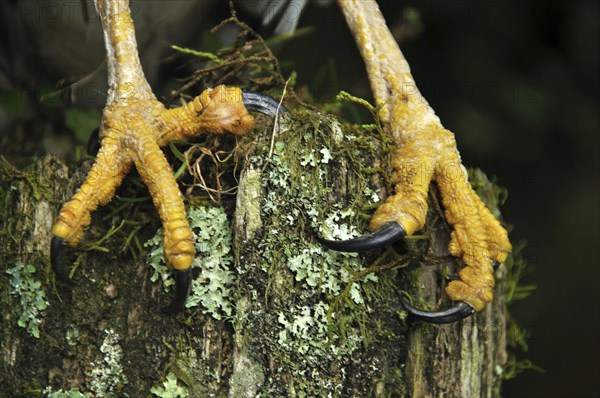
[[1, 155, 236, 397], [230, 113, 508, 397], [0, 110, 507, 397]]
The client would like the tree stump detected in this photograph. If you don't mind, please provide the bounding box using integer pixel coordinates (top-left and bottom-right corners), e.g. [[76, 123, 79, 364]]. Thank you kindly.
[[0, 110, 507, 397]]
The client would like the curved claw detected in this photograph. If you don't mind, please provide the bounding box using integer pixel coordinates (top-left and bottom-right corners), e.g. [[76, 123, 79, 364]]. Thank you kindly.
[[318, 222, 405, 252], [51, 236, 72, 282], [87, 126, 101, 156], [161, 269, 192, 314], [400, 295, 475, 324], [242, 90, 288, 118]]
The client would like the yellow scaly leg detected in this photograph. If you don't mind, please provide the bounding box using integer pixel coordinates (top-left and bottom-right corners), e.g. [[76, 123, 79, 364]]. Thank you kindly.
[[51, 0, 283, 312], [321, 0, 511, 322]]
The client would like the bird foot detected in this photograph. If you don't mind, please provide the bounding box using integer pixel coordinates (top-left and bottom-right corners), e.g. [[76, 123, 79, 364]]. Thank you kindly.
[[318, 127, 511, 323]]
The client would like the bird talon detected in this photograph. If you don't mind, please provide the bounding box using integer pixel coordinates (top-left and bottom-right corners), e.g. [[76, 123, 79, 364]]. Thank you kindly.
[[400, 294, 475, 324], [51, 1, 281, 314], [50, 236, 73, 283], [317, 222, 405, 252], [87, 126, 101, 156], [161, 269, 192, 314], [241, 90, 288, 118]]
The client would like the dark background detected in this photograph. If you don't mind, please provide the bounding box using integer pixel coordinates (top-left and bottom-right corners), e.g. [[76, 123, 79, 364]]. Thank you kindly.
[[281, 2, 599, 396], [1, 1, 598, 397]]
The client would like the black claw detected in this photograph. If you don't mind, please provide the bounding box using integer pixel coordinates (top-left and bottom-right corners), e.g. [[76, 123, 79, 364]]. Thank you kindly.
[[400, 295, 475, 324], [242, 90, 288, 118], [161, 269, 192, 314], [51, 236, 72, 282], [318, 222, 405, 252], [87, 126, 101, 156]]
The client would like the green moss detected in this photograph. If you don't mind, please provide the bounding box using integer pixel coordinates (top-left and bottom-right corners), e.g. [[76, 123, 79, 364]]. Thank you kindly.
[[468, 168, 509, 219], [468, 170, 540, 382], [152, 340, 214, 398], [504, 241, 536, 305], [502, 241, 543, 380], [251, 116, 381, 307], [372, 367, 406, 397], [65, 325, 81, 347], [0, 156, 52, 202]]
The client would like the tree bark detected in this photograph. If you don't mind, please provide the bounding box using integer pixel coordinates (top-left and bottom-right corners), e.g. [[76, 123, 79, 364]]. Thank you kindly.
[[0, 111, 507, 397]]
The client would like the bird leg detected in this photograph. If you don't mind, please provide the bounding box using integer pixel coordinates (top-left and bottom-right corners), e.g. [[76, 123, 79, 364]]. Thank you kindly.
[[51, 0, 285, 312], [323, 0, 512, 323]]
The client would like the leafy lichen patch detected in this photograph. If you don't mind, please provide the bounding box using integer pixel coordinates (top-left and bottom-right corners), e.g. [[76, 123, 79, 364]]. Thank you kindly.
[[87, 329, 128, 397], [5, 262, 49, 338], [150, 372, 189, 398], [145, 206, 235, 319], [43, 387, 89, 398], [233, 111, 397, 395]]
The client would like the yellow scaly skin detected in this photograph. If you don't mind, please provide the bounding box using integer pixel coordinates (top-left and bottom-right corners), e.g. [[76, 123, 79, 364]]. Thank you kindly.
[[52, 0, 255, 273], [53, 0, 510, 316], [338, 0, 511, 311]]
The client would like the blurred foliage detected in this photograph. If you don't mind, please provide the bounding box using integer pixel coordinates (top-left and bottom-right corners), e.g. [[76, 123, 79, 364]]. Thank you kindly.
[[64, 108, 101, 144], [503, 240, 544, 381]]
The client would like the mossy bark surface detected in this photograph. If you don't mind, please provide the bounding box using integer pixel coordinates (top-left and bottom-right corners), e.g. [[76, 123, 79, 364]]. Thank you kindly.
[[0, 110, 507, 397]]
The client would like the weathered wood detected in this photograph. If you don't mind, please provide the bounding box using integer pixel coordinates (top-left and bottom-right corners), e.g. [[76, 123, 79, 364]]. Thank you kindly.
[[0, 111, 507, 397], [230, 113, 508, 397]]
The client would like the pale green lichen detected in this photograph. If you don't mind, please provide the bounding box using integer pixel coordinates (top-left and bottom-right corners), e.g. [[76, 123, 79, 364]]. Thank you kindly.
[[145, 206, 235, 319], [87, 329, 128, 397], [237, 115, 384, 395], [43, 388, 88, 398], [256, 137, 378, 306], [151, 372, 189, 398], [5, 262, 48, 338], [286, 239, 377, 303], [66, 325, 80, 347], [277, 302, 361, 360], [319, 147, 332, 164]]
